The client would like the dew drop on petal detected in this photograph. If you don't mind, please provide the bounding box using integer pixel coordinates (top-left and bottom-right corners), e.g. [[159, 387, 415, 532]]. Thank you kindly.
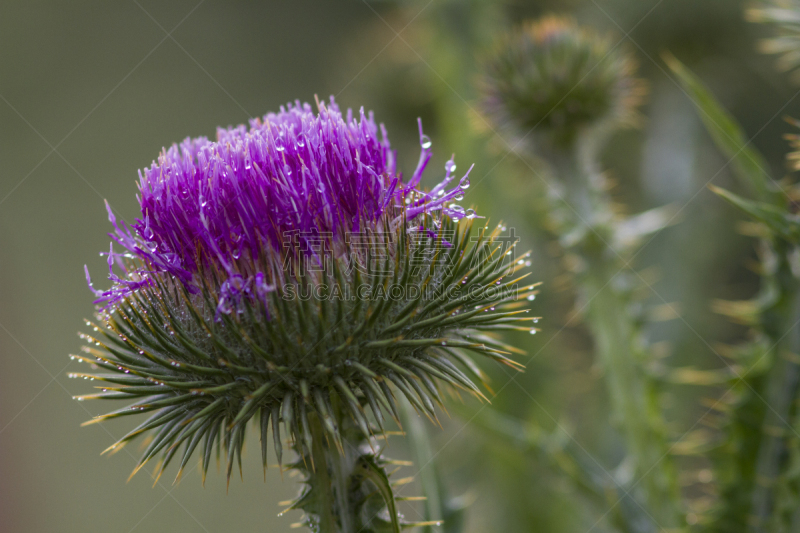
[[445, 160, 456, 173], [459, 176, 470, 189], [420, 135, 432, 149], [449, 205, 465, 216]]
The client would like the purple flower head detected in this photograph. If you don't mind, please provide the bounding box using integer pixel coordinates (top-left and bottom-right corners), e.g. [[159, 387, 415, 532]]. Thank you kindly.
[[88, 97, 475, 310]]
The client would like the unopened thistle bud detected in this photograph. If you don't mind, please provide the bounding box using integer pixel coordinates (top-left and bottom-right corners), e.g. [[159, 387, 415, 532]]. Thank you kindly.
[[72, 97, 537, 493], [479, 15, 645, 152], [747, 1, 800, 81]]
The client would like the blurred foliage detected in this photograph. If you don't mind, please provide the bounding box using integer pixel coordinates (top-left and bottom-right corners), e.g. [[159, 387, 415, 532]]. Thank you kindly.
[[5, 0, 800, 532]]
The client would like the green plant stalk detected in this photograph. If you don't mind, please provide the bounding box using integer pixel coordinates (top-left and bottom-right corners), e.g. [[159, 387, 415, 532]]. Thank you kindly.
[[583, 261, 683, 530], [308, 415, 339, 532], [665, 54, 800, 531], [469, 404, 657, 533], [289, 399, 405, 533], [750, 241, 800, 532], [546, 139, 684, 531]]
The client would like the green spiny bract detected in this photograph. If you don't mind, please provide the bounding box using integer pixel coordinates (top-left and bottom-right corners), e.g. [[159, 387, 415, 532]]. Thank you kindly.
[[71, 214, 536, 486], [479, 15, 646, 153]]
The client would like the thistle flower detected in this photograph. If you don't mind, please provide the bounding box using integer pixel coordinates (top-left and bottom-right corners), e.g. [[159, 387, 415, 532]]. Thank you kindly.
[[479, 16, 645, 151], [747, 1, 800, 81], [72, 97, 536, 495]]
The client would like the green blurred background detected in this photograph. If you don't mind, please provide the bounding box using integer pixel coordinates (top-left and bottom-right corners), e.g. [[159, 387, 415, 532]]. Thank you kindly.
[[1, 0, 798, 531]]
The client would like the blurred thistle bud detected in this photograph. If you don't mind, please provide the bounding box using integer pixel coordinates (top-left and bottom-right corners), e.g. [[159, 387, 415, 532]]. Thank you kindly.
[[747, 1, 800, 81], [479, 15, 646, 153], [72, 97, 537, 486]]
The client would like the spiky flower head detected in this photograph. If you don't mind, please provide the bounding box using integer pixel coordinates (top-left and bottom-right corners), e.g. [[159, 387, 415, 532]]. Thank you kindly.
[[747, 1, 800, 82], [479, 15, 645, 152], [72, 97, 537, 486]]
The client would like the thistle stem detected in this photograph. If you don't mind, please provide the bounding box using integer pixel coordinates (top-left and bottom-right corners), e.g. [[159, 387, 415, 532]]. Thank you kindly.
[[296, 402, 403, 532], [545, 137, 684, 530], [583, 264, 683, 529], [308, 414, 339, 532], [751, 247, 800, 531]]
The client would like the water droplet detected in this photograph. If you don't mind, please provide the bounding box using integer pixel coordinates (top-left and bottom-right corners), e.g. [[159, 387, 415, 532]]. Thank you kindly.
[[465, 208, 476, 219], [296, 133, 307, 148], [232, 248, 241, 260], [459, 176, 470, 189], [527, 294, 536, 301], [445, 160, 456, 173], [275, 143, 285, 152], [533, 318, 539, 323], [454, 192, 465, 201], [143, 226, 154, 240], [449, 205, 465, 216], [420, 135, 432, 149], [530, 329, 537, 335]]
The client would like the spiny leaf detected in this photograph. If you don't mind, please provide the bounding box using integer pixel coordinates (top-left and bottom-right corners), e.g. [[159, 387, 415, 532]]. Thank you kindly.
[[665, 52, 781, 204]]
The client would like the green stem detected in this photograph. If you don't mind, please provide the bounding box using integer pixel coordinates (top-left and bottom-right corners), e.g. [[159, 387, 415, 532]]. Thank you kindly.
[[583, 264, 683, 529], [751, 249, 800, 532], [308, 415, 339, 532], [546, 138, 684, 530], [294, 402, 403, 532]]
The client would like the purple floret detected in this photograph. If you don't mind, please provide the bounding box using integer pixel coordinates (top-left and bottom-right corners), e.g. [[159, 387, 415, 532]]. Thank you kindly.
[[87, 97, 474, 310]]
